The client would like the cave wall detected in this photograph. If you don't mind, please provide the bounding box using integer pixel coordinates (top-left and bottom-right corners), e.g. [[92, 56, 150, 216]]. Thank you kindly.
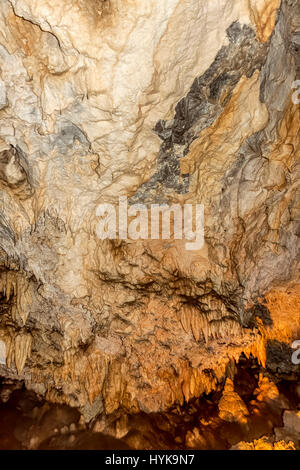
[[0, 0, 299, 418]]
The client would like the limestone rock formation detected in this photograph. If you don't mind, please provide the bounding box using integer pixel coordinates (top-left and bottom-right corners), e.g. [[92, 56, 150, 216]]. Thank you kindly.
[[0, 0, 299, 418], [218, 378, 249, 423], [231, 436, 296, 450], [275, 409, 300, 443], [253, 374, 289, 408]]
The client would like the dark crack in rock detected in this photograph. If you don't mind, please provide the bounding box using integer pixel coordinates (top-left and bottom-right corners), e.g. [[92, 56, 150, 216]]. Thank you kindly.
[[216, 0, 300, 309], [130, 22, 270, 205]]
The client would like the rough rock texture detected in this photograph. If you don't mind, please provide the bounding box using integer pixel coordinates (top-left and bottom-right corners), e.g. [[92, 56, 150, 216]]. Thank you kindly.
[[218, 378, 249, 423], [231, 436, 296, 450], [0, 0, 299, 417], [1, 364, 299, 450]]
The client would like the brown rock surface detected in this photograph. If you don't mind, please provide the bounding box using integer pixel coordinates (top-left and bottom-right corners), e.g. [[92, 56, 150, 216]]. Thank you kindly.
[[0, 0, 298, 419]]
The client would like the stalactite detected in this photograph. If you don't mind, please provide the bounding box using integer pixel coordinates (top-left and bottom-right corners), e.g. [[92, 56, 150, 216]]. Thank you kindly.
[[14, 332, 32, 375], [180, 302, 242, 344]]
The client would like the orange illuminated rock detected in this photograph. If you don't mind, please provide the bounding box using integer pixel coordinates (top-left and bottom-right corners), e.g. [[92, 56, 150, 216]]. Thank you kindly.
[[218, 379, 249, 424]]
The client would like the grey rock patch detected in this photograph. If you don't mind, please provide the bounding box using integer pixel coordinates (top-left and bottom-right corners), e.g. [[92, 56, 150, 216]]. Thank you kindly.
[[80, 394, 104, 423]]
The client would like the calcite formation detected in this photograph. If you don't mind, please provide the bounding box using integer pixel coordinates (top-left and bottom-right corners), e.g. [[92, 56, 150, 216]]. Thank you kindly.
[[0, 0, 299, 420], [232, 436, 296, 450], [218, 378, 249, 424]]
